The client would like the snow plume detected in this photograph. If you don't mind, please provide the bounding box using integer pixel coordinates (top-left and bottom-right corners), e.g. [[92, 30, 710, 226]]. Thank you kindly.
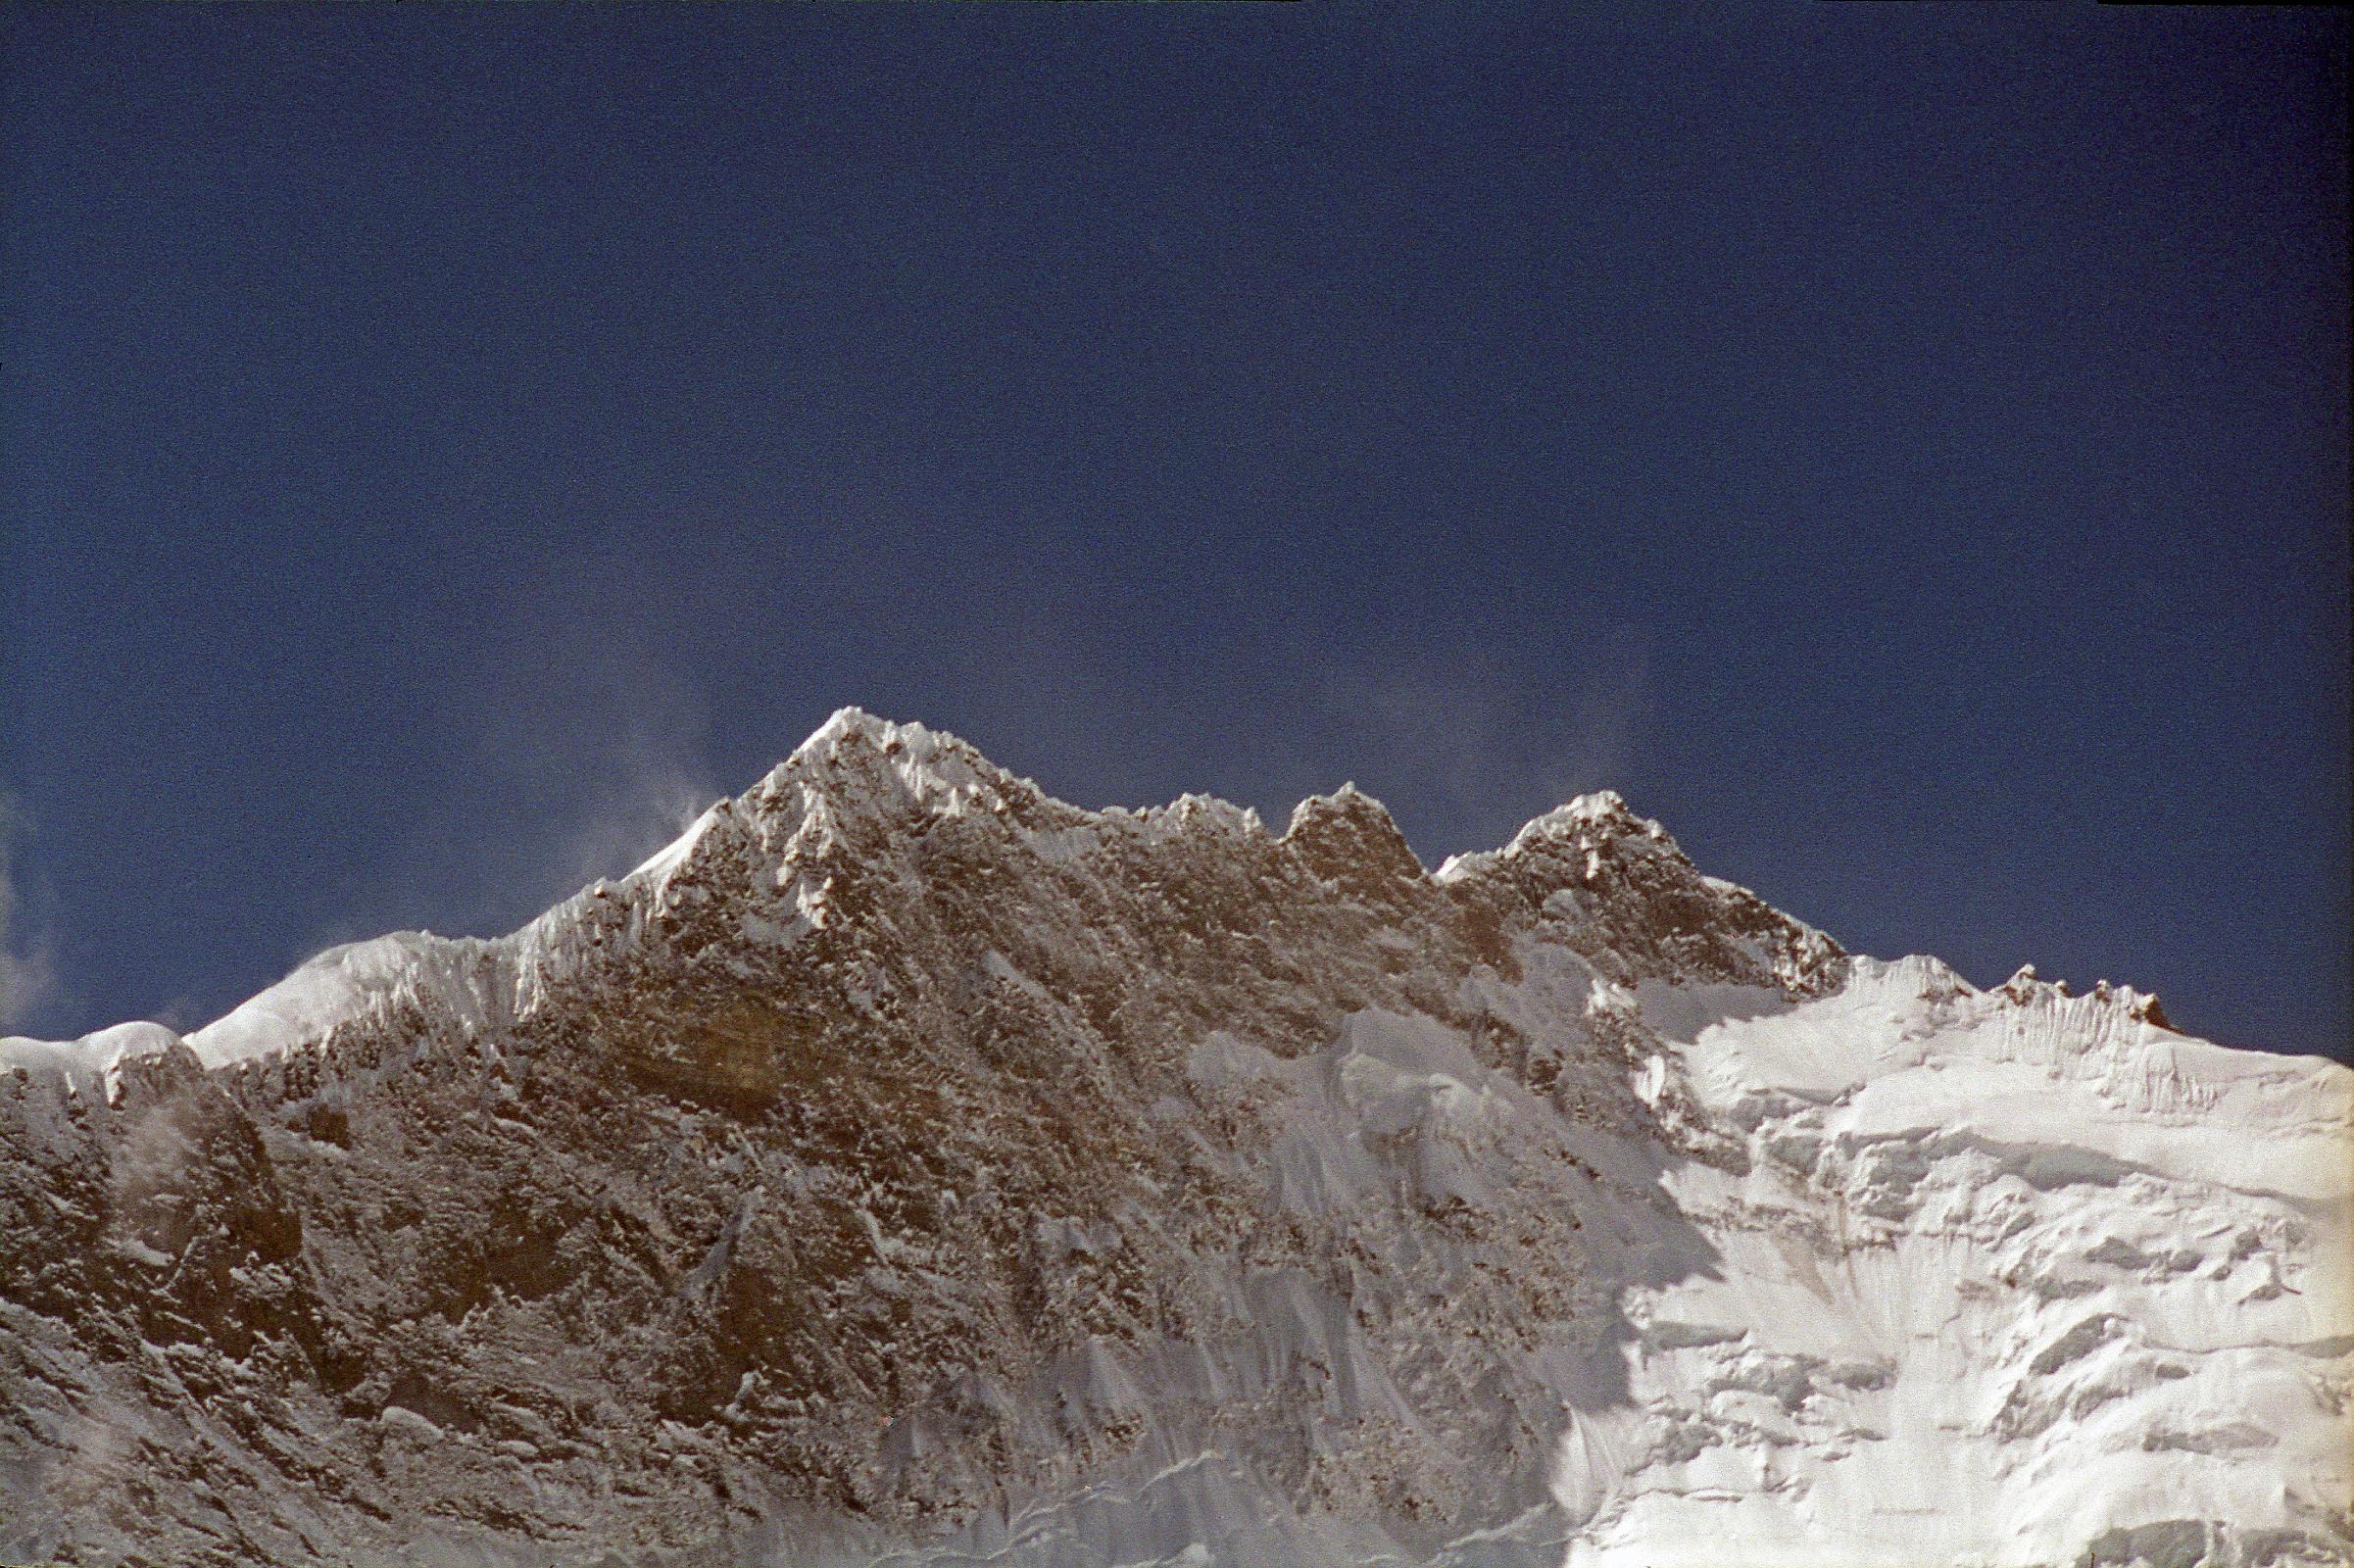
[[546, 695, 718, 892], [472, 634, 721, 905], [296, 612, 733, 962], [0, 790, 60, 1031], [1332, 641, 1652, 855], [147, 995, 204, 1034]]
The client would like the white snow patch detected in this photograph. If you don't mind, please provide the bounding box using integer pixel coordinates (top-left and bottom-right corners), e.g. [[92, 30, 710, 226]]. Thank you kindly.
[[0, 1019, 185, 1100]]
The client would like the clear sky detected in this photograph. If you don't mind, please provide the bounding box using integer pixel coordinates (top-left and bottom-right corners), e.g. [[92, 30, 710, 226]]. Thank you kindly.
[[3, 4, 2347, 1060]]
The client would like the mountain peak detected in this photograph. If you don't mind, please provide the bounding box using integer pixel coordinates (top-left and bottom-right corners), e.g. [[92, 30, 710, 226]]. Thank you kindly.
[[1282, 783, 1424, 893], [1509, 788, 1673, 852], [1432, 788, 1674, 888], [772, 707, 997, 793], [793, 705, 944, 761], [738, 710, 1052, 844]]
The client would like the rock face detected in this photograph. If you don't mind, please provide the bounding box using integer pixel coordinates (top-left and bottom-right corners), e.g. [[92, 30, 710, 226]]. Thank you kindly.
[[1, 710, 2346, 1568]]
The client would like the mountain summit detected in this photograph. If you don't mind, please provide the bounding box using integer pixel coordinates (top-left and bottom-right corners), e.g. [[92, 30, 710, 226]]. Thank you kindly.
[[4, 711, 2346, 1567]]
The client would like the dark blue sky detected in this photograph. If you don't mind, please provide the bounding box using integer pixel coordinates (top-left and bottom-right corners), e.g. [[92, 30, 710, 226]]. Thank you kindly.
[[3, 4, 2347, 1060]]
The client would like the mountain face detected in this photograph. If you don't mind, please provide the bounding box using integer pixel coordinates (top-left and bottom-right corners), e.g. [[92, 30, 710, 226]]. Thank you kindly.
[[2, 710, 2346, 1568]]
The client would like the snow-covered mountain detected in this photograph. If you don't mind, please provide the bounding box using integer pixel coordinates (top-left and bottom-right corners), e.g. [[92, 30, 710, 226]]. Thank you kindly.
[[3, 710, 2345, 1568]]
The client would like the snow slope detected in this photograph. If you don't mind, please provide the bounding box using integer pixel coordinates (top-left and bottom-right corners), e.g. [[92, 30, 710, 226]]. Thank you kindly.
[[1, 710, 2344, 1568], [1575, 959, 2350, 1567]]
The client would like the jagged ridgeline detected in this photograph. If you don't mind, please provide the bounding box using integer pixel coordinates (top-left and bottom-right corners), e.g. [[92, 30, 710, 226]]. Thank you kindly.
[[3, 711, 2347, 1568]]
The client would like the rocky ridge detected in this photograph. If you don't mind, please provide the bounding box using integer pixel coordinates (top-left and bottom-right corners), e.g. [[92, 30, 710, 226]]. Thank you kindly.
[[1, 710, 2344, 1568]]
